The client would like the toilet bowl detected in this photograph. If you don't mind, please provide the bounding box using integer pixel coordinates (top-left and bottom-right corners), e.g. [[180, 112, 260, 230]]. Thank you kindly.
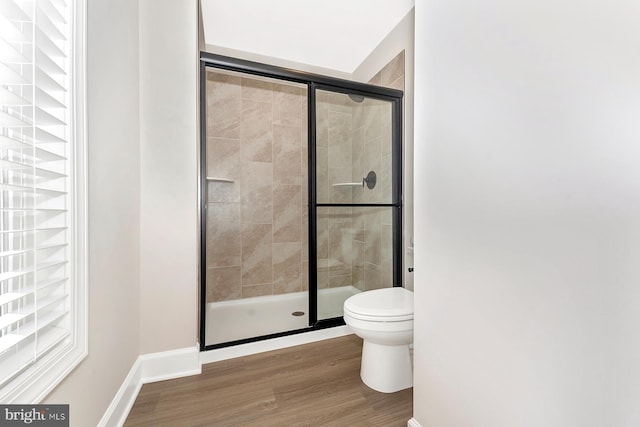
[[343, 287, 414, 393]]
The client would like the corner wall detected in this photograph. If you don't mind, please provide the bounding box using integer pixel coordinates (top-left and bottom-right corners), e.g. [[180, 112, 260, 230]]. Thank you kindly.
[[138, 0, 200, 354], [414, 1, 640, 425], [43, 0, 142, 425]]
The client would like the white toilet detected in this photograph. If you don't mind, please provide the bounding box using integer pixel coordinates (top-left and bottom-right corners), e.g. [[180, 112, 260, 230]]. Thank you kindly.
[[343, 287, 414, 393]]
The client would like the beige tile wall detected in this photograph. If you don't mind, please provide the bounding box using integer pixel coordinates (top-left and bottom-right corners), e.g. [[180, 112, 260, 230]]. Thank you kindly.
[[205, 70, 308, 302], [205, 51, 404, 302]]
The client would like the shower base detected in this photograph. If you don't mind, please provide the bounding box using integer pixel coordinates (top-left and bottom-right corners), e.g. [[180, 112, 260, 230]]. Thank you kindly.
[[206, 286, 360, 345]]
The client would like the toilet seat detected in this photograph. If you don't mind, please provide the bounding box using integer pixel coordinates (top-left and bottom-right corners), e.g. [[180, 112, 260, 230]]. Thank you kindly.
[[344, 287, 413, 322]]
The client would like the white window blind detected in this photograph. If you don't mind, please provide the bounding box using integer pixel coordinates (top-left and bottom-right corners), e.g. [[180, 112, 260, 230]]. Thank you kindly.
[[0, 0, 85, 399]]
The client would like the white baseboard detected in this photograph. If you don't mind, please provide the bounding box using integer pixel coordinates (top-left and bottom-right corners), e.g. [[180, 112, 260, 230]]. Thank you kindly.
[[98, 345, 201, 427], [408, 417, 422, 427], [200, 325, 352, 365], [140, 345, 201, 384], [97, 358, 143, 427]]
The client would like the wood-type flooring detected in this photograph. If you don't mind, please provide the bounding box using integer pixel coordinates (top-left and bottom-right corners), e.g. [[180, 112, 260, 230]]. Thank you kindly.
[[125, 335, 413, 426]]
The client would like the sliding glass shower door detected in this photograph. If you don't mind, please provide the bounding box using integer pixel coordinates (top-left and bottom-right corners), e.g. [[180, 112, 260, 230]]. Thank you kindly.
[[200, 53, 403, 350], [312, 88, 402, 322], [202, 67, 310, 346]]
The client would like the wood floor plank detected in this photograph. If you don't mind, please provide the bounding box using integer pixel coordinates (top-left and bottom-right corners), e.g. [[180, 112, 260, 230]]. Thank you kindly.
[[125, 335, 413, 426]]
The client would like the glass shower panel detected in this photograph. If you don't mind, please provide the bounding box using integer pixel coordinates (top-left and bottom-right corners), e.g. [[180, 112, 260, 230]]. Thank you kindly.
[[315, 89, 397, 321], [315, 90, 394, 205], [316, 207, 395, 320], [203, 68, 309, 346]]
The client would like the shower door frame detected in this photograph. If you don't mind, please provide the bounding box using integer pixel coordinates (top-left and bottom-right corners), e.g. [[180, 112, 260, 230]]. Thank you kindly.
[[199, 52, 404, 351], [310, 83, 404, 326]]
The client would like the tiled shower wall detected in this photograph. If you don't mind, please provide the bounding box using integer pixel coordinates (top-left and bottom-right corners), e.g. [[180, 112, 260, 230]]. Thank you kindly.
[[205, 71, 308, 302]]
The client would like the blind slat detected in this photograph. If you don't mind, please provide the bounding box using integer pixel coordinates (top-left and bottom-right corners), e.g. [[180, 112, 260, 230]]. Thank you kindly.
[[49, 0, 69, 10], [0, 334, 24, 354], [35, 28, 66, 59], [0, 109, 30, 127], [37, 0, 66, 25], [36, 146, 67, 160], [0, 62, 29, 85], [0, 106, 65, 129], [0, 163, 67, 179], [9, 294, 68, 318], [0, 208, 67, 212], [35, 106, 66, 126], [0, 314, 26, 330], [0, 295, 66, 342], [34, 87, 66, 109], [0, 279, 66, 308], [0, 226, 67, 235], [35, 167, 67, 178], [0, 314, 68, 357], [0, 158, 30, 170], [0, 243, 69, 259], [0, 0, 29, 22], [0, 14, 29, 43], [0, 293, 30, 306], [35, 128, 66, 144], [0, 260, 68, 282], [0, 86, 30, 105], [35, 67, 67, 93], [0, 134, 31, 149], [36, 9, 66, 42], [0, 325, 68, 378], [0, 184, 67, 196], [36, 48, 66, 76], [0, 38, 30, 65], [19, 127, 67, 144]]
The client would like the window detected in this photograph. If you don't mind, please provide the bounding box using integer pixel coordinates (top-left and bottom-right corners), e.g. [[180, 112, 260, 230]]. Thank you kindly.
[[0, 0, 86, 402]]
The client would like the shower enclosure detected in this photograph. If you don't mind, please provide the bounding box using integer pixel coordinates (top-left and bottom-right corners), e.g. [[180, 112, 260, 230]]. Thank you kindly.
[[200, 54, 403, 350]]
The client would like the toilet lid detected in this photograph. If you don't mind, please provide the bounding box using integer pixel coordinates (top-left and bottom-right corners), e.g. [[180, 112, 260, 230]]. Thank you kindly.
[[344, 287, 413, 321]]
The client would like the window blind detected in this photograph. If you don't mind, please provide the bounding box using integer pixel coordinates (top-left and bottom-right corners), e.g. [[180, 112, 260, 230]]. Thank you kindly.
[[0, 0, 72, 387]]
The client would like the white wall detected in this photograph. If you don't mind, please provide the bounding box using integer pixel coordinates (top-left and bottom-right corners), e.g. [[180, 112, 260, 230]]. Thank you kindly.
[[139, 0, 199, 354], [352, 8, 415, 291], [43, 0, 141, 425], [413, 0, 640, 425]]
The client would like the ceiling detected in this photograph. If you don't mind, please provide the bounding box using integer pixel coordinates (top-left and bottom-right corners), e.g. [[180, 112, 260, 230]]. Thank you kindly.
[[200, 0, 415, 74]]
